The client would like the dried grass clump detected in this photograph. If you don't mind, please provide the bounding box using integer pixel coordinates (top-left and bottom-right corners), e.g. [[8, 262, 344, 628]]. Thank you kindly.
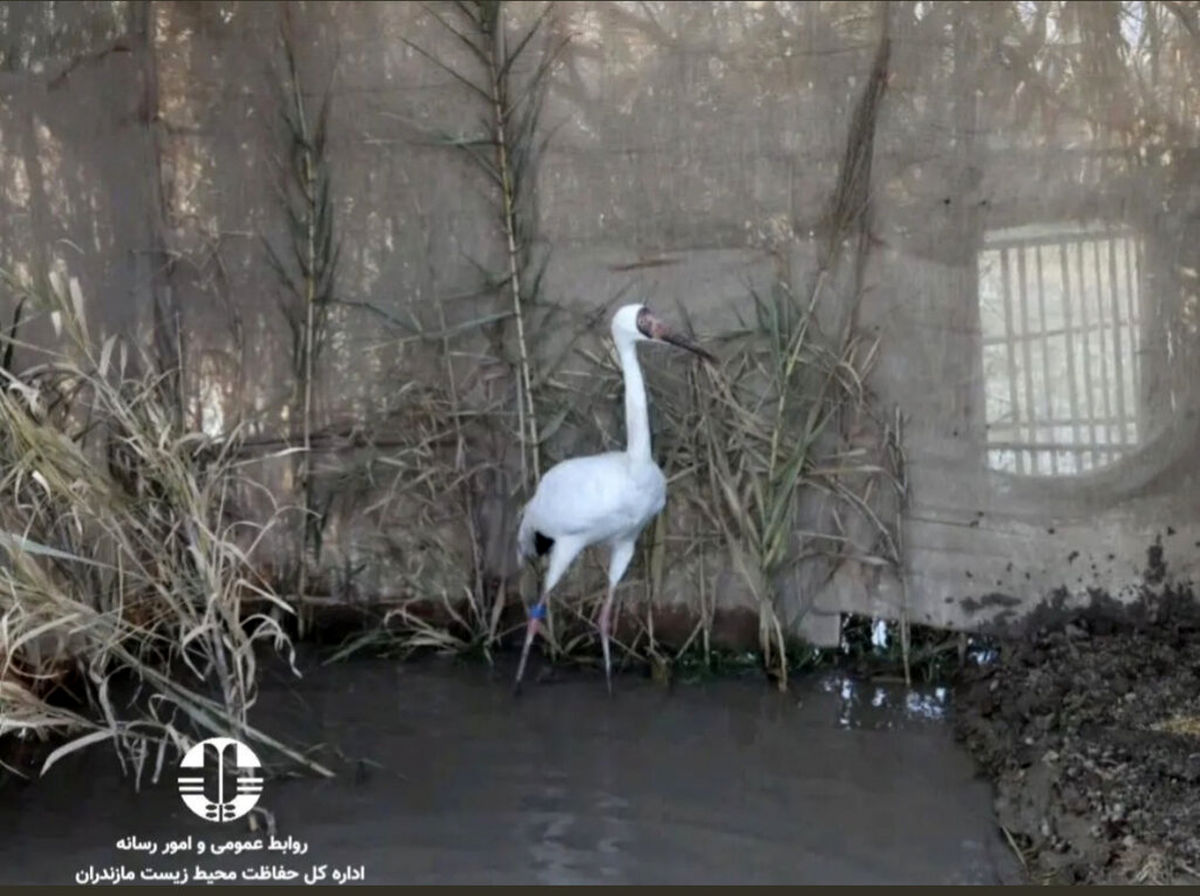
[[319, 382, 490, 663], [0, 269, 327, 783], [651, 271, 902, 688]]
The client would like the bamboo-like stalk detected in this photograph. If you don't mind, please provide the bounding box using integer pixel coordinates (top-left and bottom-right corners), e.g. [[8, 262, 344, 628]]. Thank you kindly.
[[403, 2, 566, 496], [133, 0, 185, 431], [292, 49, 319, 637], [265, 11, 340, 636], [485, 4, 540, 486]]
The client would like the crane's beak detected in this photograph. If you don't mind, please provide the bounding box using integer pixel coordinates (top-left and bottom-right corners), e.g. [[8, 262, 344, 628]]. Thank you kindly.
[[644, 314, 717, 364]]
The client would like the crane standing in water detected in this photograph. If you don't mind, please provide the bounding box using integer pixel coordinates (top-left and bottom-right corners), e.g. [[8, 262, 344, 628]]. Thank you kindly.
[[513, 304, 715, 694]]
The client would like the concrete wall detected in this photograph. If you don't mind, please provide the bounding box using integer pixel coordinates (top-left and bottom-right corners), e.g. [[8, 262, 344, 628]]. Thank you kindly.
[[1, 1, 1197, 646]]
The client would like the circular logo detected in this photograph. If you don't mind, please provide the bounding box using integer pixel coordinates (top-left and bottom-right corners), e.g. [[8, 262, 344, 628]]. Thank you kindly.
[[177, 737, 264, 823]]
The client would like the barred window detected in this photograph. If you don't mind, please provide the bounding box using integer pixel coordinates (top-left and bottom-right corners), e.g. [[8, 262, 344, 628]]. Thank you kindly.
[[979, 222, 1143, 476]]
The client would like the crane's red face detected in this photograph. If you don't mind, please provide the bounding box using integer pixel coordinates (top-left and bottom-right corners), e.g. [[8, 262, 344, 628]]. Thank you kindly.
[[635, 307, 716, 363]]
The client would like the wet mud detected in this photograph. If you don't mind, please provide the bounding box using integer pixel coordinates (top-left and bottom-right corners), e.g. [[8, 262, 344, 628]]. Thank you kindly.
[[0, 653, 1018, 885], [954, 586, 1200, 885]]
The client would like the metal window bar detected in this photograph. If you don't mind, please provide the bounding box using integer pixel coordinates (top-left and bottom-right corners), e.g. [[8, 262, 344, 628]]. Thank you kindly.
[[1124, 235, 1142, 435], [1106, 235, 1127, 449], [999, 249, 1026, 474], [1073, 240, 1100, 468], [1034, 246, 1057, 474], [980, 321, 1139, 344], [1017, 248, 1038, 471], [1090, 240, 1115, 452], [1059, 243, 1084, 469], [984, 228, 1141, 476]]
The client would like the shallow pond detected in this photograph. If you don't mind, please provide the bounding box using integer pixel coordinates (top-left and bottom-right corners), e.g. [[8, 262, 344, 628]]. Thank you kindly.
[[0, 654, 1022, 885]]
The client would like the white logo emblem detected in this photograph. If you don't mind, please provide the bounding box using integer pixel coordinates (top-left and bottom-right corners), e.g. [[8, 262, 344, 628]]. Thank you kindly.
[[177, 737, 264, 823]]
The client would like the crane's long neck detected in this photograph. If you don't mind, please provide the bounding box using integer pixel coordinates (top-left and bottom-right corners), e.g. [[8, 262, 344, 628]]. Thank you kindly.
[[617, 339, 652, 464]]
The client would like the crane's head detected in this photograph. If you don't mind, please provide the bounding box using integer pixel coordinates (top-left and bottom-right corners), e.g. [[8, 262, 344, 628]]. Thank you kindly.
[[611, 303, 716, 363]]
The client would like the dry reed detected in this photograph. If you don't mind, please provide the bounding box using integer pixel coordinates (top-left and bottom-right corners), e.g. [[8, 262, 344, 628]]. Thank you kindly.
[[0, 267, 329, 783]]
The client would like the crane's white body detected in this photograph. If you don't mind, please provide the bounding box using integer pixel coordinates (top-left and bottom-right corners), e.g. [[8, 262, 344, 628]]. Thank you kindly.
[[513, 303, 705, 692], [516, 451, 665, 581]]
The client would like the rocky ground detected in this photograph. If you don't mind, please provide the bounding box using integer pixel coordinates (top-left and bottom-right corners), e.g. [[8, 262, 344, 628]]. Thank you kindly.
[[953, 585, 1200, 885]]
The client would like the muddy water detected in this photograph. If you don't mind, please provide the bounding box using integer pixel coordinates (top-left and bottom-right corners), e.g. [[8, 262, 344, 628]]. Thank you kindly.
[[0, 655, 1021, 885]]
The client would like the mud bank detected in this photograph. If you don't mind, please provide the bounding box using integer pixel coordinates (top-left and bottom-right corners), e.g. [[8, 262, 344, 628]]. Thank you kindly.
[[954, 587, 1200, 885], [1, 654, 1018, 885]]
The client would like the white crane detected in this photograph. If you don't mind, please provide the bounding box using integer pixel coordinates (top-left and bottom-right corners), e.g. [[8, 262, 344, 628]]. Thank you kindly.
[[513, 303, 715, 693]]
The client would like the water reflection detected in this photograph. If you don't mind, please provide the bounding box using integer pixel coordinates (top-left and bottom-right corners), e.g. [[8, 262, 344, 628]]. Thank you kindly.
[[819, 673, 950, 729]]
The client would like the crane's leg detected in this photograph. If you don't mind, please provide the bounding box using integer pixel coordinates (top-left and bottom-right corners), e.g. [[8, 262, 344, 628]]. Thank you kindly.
[[515, 537, 584, 695], [600, 539, 636, 695]]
